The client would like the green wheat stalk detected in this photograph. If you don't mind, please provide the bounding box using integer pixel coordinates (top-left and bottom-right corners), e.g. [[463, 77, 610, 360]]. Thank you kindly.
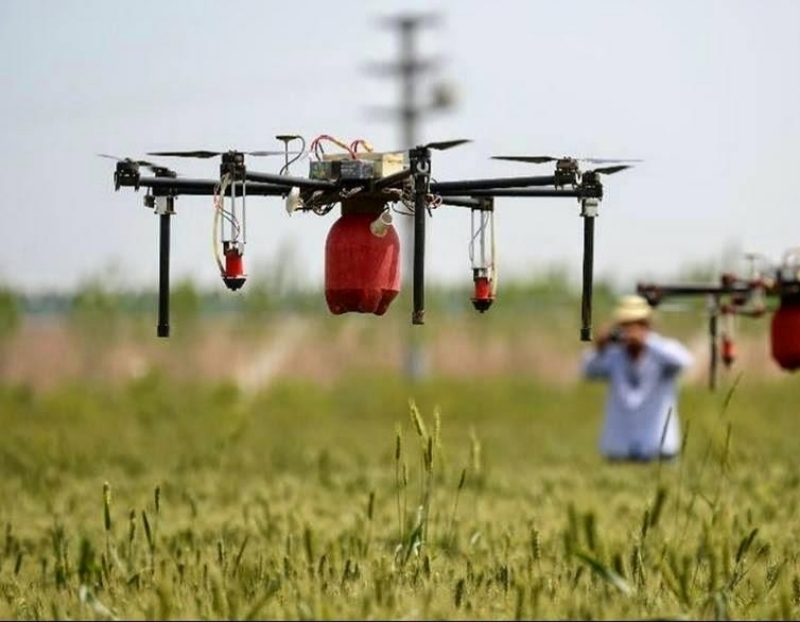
[[102, 482, 112, 569], [395, 422, 404, 543], [676, 373, 742, 548], [447, 468, 467, 549]]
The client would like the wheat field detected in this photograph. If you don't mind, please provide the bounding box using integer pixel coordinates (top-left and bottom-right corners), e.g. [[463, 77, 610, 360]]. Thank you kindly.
[[1, 354, 800, 620], [1, 278, 798, 620]]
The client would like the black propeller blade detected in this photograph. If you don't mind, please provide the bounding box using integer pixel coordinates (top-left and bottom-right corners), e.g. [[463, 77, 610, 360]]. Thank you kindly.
[[491, 155, 641, 165], [147, 149, 304, 159], [492, 155, 637, 180], [98, 153, 178, 177], [249, 149, 306, 156], [422, 138, 471, 151], [591, 164, 633, 175], [491, 155, 559, 164], [583, 158, 643, 164], [376, 139, 471, 155]]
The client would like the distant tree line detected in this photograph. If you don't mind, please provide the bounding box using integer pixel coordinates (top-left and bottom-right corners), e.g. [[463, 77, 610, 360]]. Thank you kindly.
[[0, 246, 741, 348], [13, 269, 603, 316]]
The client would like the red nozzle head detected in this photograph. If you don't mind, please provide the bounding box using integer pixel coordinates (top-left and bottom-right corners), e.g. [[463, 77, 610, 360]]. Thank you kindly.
[[222, 243, 246, 291], [471, 275, 494, 313], [721, 336, 736, 368]]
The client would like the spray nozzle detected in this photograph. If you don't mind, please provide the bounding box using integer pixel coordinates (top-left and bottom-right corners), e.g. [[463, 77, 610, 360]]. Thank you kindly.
[[222, 241, 247, 291], [370, 210, 393, 238], [471, 268, 494, 313]]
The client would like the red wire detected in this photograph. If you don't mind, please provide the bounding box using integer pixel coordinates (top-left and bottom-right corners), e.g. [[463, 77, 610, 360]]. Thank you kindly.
[[310, 135, 356, 158]]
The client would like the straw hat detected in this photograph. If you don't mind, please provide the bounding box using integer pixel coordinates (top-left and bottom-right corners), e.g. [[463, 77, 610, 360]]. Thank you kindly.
[[612, 294, 653, 325]]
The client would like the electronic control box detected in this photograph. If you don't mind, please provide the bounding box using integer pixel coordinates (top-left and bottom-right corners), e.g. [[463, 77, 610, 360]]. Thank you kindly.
[[309, 152, 407, 183]]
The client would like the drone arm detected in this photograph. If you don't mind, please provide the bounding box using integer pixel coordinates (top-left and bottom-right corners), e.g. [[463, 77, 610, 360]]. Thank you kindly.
[[118, 176, 215, 191], [243, 170, 337, 192], [435, 188, 587, 198], [636, 282, 753, 306], [119, 176, 288, 197], [430, 175, 558, 193], [438, 196, 488, 209], [149, 182, 287, 197]]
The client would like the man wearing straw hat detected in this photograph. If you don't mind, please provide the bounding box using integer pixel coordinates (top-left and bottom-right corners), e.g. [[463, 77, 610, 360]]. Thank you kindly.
[[581, 294, 694, 462]]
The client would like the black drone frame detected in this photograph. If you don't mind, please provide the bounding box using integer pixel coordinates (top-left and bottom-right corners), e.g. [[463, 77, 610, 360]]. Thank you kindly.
[[636, 276, 772, 391], [109, 142, 612, 341]]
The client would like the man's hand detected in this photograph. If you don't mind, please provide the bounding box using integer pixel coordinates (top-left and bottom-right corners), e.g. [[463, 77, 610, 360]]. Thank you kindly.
[[594, 323, 617, 351], [620, 321, 649, 348]]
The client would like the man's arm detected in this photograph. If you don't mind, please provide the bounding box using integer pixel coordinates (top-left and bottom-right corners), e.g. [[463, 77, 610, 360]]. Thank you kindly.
[[581, 324, 617, 379], [582, 348, 613, 379], [646, 332, 694, 376]]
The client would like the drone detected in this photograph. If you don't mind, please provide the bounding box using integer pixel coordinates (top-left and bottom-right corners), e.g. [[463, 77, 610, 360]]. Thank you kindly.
[[636, 248, 800, 390], [102, 135, 637, 340]]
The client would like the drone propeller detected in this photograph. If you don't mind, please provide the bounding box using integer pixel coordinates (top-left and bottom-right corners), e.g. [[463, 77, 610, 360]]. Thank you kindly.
[[422, 138, 471, 151], [147, 149, 304, 159], [491, 155, 557, 164], [98, 153, 178, 177], [590, 164, 633, 175], [584, 158, 642, 164], [491, 155, 641, 165]]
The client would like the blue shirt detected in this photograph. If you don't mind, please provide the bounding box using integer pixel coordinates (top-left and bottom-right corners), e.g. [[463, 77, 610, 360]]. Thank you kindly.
[[581, 332, 694, 459]]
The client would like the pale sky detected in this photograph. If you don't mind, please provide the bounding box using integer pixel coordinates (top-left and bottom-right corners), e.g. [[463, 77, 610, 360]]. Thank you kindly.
[[2, 0, 799, 293]]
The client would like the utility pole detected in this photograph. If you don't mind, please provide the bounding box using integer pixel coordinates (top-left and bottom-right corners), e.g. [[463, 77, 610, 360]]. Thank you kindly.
[[365, 12, 456, 382]]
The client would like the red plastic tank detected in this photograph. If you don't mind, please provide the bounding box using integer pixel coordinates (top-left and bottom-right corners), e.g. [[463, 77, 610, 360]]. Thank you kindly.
[[770, 301, 800, 371], [325, 211, 401, 315]]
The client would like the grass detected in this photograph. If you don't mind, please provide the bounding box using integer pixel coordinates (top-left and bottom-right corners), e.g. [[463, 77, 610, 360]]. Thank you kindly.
[[1, 368, 800, 619]]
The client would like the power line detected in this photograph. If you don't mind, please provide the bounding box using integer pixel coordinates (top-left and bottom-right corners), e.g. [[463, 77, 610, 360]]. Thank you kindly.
[[365, 12, 456, 382]]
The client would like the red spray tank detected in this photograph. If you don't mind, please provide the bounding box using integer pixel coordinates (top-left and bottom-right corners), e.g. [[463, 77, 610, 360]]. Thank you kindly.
[[769, 251, 800, 371], [324, 208, 401, 315], [770, 297, 800, 371]]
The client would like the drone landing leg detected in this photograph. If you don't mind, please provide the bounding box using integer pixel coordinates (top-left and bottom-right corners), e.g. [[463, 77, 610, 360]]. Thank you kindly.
[[411, 147, 432, 325], [156, 196, 174, 338], [580, 199, 599, 342], [709, 308, 718, 392], [708, 294, 721, 392]]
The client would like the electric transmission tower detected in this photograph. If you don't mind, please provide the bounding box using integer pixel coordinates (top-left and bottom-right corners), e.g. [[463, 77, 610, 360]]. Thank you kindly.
[[364, 12, 457, 382]]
